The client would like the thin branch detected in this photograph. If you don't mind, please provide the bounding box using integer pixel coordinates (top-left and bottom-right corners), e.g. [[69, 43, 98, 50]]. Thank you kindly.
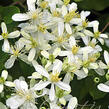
[[101, 22, 109, 33]]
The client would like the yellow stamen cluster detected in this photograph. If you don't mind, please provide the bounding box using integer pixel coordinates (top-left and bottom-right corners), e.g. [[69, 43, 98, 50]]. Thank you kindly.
[[13, 49, 19, 57], [88, 42, 95, 48], [2, 32, 8, 39], [57, 36, 64, 43], [50, 72, 61, 82], [94, 31, 101, 38], [64, 11, 77, 23], [30, 37, 38, 48], [64, 0, 70, 5], [52, 10, 60, 17], [82, 60, 90, 68], [82, 20, 88, 28], [40, 1, 48, 8], [32, 12, 38, 19], [38, 24, 47, 33], [72, 46, 79, 55]]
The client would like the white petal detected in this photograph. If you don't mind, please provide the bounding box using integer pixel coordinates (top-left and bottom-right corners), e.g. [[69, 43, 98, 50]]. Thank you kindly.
[[93, 21, 99, 33], [6, 95, 25, 109], [28, 48, 36, 62], [5, 81, 15, 87], [83, 29, 93, 36], [59, 51, 70, 56], [8, 31, 20, 38], [104, 50, 109, 65], [41, 50, 49, 59], [1, 70, 8, 80], [98, 61, 107, 69], [97, 83, 109, 92], [100, 34, 108, 38], [65, 23, 72, 34], [70, 18, 82, 24], [67, 97, 78, 109], [33, 81, 50, 90], [63, 73, 71, 84], [27, 0, 36, 11], [58, 21, 64, 36], [0, 84, 4, 93], [32, 61, 49, 78], [1, 22, 7, 33], [74, 70, 88, 79], [21, 31, 31, 39], [53, 60, 62, 74], [5, 56, 16, 69], [69, 2, 77, 12], [56, 81, 71, 91], [53, 48, 61, 58], [2, 39, 10, 52], [69, 36, 76, 47], [14, 79, 28, 91], [89, 63, 98, 69], [95, 68, 105, 76], [62, 5, 67, 16], [98, 38, 104, 45], [49, 83, 55, 101], [12, 14, 30, 21]]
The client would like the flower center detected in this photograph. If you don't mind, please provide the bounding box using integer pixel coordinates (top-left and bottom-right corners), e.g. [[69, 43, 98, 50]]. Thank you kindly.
[[82, 60, 90, 68], [82, 20, 88, 28], [40, 1, 48, 8], [50, 72, 61, 82], [13, 49, 19, 57], [72, 46, 79, 55], [30, 37, 38, 48], [88, 42, 95, 48], [2, 32, 8, 39], [64, 11, 77, 23], [32, 12, 38, 19], [38, 24, 47, 33], [94, 31, 101, 38], [0, 77, 5, 84], [64, 0, 70, 5], [52, 10, 60, 17], [57, 36, 64, 43]]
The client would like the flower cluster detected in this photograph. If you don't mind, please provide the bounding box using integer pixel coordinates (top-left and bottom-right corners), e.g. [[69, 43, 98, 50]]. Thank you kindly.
[[0, 0, 109, 109]]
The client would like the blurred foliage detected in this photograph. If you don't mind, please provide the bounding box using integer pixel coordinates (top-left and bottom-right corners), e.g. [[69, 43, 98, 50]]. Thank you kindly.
[[0, 0, 109, 108]]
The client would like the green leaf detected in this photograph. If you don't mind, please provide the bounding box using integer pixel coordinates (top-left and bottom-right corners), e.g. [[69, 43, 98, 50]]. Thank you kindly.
[[0, 6, 20, 24], [0, 102, 7, 109], [77, 0, 109, 11]]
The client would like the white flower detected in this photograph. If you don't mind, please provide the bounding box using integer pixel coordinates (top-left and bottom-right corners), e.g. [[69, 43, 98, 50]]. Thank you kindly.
[[41, 48, 61, 69], [90, 21, 108, 45], [6, 79, 38, 109], [21, 31, 51, 62], [32, 60, 71, 101], [5, 41, 28, 69], [98, 83, 109, 92], [0, 22, 20, 52], [0, 70, 15, 93], [12, 0, 42, 22]]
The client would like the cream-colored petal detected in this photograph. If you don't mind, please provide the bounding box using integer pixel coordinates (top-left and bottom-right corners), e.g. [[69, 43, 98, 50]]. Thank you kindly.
[[1, 70, 8, 80], [8, 31, 20, 38]]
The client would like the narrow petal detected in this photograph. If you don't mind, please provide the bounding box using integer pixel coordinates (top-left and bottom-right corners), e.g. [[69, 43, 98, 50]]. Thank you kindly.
[[65, 23, 72, 34], [5, 81, 15, 87], [12, 13, 30, 21], [41, 50, 49, 59], [8, 31, 20, 38], [67, 97, 78, 109], [32, 61, 49, 78], [62, 5, 67, 16], [1, 70, 8, 80], [49, 83, 55, 101], [5, 56, 16, 69], [0, 84, 4, 93], [27, 0, 36, 11], [69, 2, 77, 12], [53, 48, 61, 58], [6, 95, 25, 109], [59, 51, 70, 56], [97, 83, 109, 92], [104, 50, 109, 65], [58, 21, 64, 36], [2, 39, 10, 52], [53, 60, 62, 74], [100, 34, 108, 38], [33, 81, 50, 90], [56, 81, 71, 91], [28, 48, 36, 62], [69, 36, 76, 47], [1, 22, 7, 33]]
